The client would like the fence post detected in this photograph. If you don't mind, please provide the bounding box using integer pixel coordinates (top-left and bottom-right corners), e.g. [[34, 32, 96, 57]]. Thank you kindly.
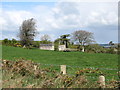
[[98, 75, 105, 88], [34, 65, 37, 71], [60, 65, 66, 74]]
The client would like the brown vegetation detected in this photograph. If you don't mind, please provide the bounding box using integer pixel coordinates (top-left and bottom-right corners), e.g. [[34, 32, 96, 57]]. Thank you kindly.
[[2, 59, 119, 88]]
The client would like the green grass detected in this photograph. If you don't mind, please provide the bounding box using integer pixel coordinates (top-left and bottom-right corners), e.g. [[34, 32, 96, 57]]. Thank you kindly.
[[1, 45, 119, 80], [2, 45, 118, 68]]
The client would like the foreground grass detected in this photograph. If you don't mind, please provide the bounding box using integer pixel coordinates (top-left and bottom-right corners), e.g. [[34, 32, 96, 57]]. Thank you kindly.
[[2, 60, 119, 88]]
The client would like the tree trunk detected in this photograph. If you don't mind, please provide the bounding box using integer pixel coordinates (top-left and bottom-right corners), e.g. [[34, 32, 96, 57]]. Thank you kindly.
[[65, 41, 68, 48]]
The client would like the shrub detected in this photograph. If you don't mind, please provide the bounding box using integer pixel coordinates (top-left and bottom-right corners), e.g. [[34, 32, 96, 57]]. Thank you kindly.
[[11, 39, 17, 44], [69, 45, 78, 49], [2, 38, 18, 46], [85, 44, 107, 53], [2, 38, 9, 45], [32, 41, 40, 48], [54, 43, 59, 51], [14, 43, 22, 47], [106, 48, 116, 54]]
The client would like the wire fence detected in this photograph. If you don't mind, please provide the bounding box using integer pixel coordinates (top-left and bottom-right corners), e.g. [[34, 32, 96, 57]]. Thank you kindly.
[[37, 62, 118, 70], [2, 59, 119, 88], [36, 62, 119, 83]]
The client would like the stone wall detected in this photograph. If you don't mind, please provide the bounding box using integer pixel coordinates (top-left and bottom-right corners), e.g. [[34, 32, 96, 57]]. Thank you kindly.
[[40, 44, 54, 50], [58, 45, 66, 51]]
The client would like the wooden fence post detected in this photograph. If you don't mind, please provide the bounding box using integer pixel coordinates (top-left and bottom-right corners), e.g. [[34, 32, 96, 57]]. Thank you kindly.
[[99, 75, 105, 88], [60, 65, 66, 74]]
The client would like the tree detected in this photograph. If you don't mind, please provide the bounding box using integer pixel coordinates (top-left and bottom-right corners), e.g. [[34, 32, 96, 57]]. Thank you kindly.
[[11, 38, 17, 44], [54, 34, 70, 51], [71, 30, 95, 52], [19, 18, 37, 48], [40, 34, 51, 44], [3, 38, 9, 44], [59, 34, 70, 48], [40, 34, 51, 41]]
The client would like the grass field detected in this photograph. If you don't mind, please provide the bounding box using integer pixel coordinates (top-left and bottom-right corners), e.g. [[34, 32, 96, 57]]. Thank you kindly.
[[1, 45, 119, 81], [2, 45, 118, 68]]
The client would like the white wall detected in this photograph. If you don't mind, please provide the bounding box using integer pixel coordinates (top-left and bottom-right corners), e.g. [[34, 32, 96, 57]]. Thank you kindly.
[[40, 46, 54, 50], [58, 45, 66, 51]]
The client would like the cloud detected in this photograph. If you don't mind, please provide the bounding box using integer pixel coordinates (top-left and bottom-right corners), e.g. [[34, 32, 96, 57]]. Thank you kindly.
[[1, 2, 118, 43], [1, 9, 34, 31]]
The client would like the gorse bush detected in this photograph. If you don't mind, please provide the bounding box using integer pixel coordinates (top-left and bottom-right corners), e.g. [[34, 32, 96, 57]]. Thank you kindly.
[[14, 43, 22, 47]]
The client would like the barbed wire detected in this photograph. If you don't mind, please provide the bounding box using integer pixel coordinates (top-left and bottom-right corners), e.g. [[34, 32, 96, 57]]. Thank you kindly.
[[67, 73, 119, 77], [1, 59, 118, 71], [37, 62, 118, 71]]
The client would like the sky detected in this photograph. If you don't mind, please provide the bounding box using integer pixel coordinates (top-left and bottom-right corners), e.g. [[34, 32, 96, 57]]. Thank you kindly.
[[1, 1, 118, 44]]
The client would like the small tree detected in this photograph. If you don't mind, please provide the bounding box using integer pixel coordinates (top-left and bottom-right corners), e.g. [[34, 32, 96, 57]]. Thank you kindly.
[[11, 38, 17, 44], [59, 34, 70, 48], [40, 34, 51, 41], [3, 38, 9, 44], [71, 30, 95, 52], [40, 34, 51, 44], [19, 18, 37, 48]]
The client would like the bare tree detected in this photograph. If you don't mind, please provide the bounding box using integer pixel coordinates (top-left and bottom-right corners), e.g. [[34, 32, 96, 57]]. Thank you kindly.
[[71, 30, 95, 52], [40, 34, 51, 41], [19, 18, 37, 48]]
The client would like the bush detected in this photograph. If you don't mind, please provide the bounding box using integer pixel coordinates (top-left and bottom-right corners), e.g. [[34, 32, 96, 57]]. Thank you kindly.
[[54, 43, 59, 51], [69, 45, 78, 49], [14, 43, 22, 47], [2, 38, 18, 46], [106, 48, 117, 54], [2, 38, 9, 45], [85, 44, 106, 53], [40, 40, 52, 44], [32, 41, 40, 48], [11, 39, 17, 44]]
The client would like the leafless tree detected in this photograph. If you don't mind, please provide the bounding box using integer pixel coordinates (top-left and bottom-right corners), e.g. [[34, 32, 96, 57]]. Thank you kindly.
[[19, 18, 37, 48], [40, 34, 51, 41], [71, 30, 95, 52]]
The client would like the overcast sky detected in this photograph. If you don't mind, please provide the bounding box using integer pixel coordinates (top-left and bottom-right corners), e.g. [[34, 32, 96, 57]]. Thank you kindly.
[[1, 1, 118, 44]]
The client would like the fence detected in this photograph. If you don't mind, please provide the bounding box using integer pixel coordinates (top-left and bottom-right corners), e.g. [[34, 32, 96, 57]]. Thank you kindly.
[[2, 59, 119, 88], [35, 62, 119, 88]]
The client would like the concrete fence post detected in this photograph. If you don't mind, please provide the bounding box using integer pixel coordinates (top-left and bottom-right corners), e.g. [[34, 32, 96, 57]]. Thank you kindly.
[[60, 65, 66, 74], [34, 65, 37, 71], [98, 75, 105, 88]]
